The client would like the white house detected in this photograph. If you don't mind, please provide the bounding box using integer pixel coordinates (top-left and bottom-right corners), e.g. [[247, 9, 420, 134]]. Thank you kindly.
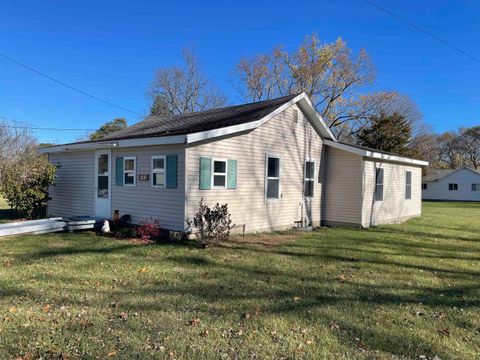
[[422, 167, 480, 201], [38, 93, 428, 233]]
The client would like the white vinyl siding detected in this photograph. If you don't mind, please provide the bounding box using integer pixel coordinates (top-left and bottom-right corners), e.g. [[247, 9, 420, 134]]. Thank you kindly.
[[111, 145, 185, 230], [362, 160, 422, 227], [322, 147, 363, 226], [186, 104, 324, 232], [47, 151, 95, 217]]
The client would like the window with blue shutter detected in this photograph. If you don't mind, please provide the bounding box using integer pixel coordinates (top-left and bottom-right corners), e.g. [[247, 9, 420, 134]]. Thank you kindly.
[[227, 159, 237, 189], [199, 157, 212, 190]]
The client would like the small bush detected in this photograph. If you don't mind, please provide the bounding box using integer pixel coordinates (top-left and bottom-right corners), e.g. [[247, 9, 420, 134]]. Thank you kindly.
[[188, 199, 233, 247], [136, 219, 162, 241]]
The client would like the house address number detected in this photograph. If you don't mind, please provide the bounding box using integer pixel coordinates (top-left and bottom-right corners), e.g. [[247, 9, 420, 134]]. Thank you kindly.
[[138, 174, 150, 181]]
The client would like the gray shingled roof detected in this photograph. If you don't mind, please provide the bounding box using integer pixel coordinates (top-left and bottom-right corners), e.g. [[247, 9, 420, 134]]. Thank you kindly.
[[99, 94, 298, 142], [423, 169, 457, 182]]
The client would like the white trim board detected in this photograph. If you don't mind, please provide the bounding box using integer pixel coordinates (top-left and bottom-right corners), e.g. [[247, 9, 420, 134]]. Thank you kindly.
[[37, 135, 187, 154], [325, 140, 429, 167]]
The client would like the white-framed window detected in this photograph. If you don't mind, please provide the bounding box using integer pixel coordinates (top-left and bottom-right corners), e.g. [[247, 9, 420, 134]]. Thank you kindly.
[[304, 160, 315, 198], [375, 167, 384, 201], [266, 155, 281, 200], [123, 156, 136, 186], [449, 183, 458, 191], [212, 158, 227, 188], [151, 155, 166, 187], [405, 171, 412, 200], [472, 184, 480, 191]]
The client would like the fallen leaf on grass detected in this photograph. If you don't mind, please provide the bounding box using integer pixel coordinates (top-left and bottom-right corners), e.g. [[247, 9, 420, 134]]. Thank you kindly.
[[433, 311, 446, 320], [201, 329, 209, 337], [437, 328, 450, 337], [3, 316, 13, 322], [37, 316, 46, 322], [242, 312, 251, 319], [119, 312, 128, 321], [330, 323, 340, 330], [189, 318, 200, 326], [9, 307, 17, 314], [138, 267, 149, 273], [304, 339, 314, 345], [293, 296, 302, 303], [43, 304, 52, 313], [339, 274, 347, 282], [107, 351, 117, 357]]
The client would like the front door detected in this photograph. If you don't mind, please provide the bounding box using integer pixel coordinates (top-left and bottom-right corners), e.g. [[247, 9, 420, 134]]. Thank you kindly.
[[95, 149, 111, 218]]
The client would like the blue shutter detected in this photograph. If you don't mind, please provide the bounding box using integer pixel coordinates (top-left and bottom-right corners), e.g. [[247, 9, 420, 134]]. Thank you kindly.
[[115, 157, 124, 186], [166, 154, 177, 189], [227, 159, 237, 189], [199, 157, 212, 190]]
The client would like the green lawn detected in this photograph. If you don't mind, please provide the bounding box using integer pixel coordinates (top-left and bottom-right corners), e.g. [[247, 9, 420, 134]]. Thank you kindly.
[[0, 196, 11, 224], [0, 202, 479, 359]]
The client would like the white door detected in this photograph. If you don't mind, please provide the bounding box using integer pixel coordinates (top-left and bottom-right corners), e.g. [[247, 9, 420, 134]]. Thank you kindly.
[[95, 149, 111, 218]]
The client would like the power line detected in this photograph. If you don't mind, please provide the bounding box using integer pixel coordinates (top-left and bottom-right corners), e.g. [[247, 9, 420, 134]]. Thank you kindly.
[[364, 0, 480, 65], [0, 117, 95, 132], [0, 51, 142, 115]]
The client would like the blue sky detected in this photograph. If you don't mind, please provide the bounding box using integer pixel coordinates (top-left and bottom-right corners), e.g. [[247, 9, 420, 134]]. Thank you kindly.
[[0, 0, 479, 143]]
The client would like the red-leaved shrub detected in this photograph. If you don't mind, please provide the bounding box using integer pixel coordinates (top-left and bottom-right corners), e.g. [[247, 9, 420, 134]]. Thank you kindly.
[[136, 219, 161, 241]]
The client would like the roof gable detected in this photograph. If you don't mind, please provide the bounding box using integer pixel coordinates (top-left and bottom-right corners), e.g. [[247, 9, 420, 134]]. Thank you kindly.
[[423, 167, 480, 182]]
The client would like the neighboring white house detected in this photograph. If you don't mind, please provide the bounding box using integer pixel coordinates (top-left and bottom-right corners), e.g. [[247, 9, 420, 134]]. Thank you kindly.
[[422, 167, 480, 202], [38, 93, 428, 232]]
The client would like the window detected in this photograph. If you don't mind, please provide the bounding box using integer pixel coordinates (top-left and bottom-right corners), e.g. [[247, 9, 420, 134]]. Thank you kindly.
[[405, 171, 412, 200], [293, 109, 299, 125], [449, 183, 458, 191], [472, 184, 480, 191], [212, 159, 227, 188], [304, 161, 315, 198], [123, 157, 136, 186], [375, 168, 384, 201], [266, 156, 281, 199], [422, 183, 428, 190], [152, 156, 166, 187]]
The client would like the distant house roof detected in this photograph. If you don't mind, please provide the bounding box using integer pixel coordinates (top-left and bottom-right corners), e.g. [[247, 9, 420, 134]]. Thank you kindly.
[[100, 94, 299, 142], [423, 167, 480, 182]]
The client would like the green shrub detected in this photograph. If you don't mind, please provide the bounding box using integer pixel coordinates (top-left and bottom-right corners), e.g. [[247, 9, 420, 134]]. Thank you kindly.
[[188, 199, 233, 248]]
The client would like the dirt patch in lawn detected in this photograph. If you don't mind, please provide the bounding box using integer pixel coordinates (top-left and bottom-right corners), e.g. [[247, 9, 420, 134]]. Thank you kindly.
[[227, 231, 304, 247]]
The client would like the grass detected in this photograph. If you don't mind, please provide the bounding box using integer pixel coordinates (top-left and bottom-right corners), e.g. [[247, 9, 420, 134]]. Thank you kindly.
[[0, 202, 479, 359], [0, 196, 11, 224]]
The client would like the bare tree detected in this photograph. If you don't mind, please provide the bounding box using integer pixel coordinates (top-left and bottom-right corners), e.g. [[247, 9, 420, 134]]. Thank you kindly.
[[457, 126, 480, 169], [0, 120, 36, 168], [148, 48, 227, 116], [233, 34, 423, 139]]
